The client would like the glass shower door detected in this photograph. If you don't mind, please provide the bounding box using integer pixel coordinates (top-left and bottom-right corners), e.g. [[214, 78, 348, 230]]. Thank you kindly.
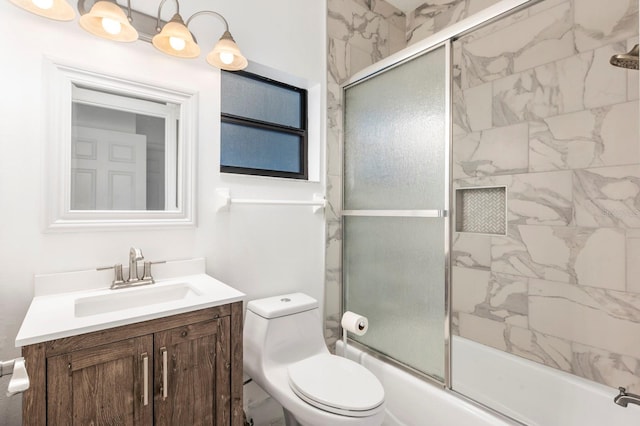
[[342, 44, 449, 381]]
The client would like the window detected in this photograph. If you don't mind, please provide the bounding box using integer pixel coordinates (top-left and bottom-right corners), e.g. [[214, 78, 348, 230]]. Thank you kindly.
[[220, 70, 308, 179]]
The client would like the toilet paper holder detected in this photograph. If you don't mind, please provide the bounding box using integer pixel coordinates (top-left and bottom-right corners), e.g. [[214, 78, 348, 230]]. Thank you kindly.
[[1, 357, 30, 397], [340, 311, 369, 358]]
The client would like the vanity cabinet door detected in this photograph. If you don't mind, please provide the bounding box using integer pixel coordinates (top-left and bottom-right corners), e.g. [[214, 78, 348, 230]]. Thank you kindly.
[[47, 335, 154, 425], [153, 317, 231, 425]]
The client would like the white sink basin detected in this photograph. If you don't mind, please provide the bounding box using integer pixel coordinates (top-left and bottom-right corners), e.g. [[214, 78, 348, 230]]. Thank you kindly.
[[74, 282, 202, 317], [16, 259, 246, 347]]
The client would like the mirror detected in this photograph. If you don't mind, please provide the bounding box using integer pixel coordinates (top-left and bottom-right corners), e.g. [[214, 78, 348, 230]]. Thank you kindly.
[[71, 85, 178, 211], [46, 58, 197, 230]]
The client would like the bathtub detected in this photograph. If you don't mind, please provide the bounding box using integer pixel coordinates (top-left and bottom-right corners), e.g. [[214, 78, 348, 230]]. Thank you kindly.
[[338, 339, 515, 426], [339, 337, 640, 426]]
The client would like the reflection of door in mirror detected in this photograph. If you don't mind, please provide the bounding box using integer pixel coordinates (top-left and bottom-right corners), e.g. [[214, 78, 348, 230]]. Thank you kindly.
[[71, 85, 178, 211], [71, 126, 147, 210]]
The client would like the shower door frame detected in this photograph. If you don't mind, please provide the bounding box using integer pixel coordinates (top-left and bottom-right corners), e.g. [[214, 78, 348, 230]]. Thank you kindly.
[[341, 41, 452, 386], [339, 0, 543, 390]]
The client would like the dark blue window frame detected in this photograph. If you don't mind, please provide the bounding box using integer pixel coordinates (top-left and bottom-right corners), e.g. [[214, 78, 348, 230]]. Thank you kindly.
[[220, 70, 308, 180]]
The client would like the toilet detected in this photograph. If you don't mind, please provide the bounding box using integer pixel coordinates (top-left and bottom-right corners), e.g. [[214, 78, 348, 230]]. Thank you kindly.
[[243, 293, 385, 426]]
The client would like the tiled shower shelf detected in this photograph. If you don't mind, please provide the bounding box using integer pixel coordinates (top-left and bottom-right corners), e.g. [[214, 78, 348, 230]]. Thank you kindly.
[[455, 186, 507, 235]]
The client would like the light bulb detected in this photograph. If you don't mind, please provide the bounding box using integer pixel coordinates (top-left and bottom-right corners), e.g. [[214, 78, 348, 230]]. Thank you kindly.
[[32, 0, 53, 9], [101, 17, 122, 35], [219, 51, 235, 65], [169, 37, 186, 52]]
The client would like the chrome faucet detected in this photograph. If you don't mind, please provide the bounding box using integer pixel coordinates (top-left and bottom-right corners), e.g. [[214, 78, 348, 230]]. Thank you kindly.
[[97, 247, 165, 289], [614, 387, 640, 408]]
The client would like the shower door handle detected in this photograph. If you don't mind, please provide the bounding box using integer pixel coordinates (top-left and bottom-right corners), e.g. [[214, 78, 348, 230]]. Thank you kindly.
[[342, 209, 447, 218]]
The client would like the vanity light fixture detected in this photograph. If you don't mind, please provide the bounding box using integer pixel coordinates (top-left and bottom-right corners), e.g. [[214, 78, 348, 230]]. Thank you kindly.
[[151, 0, 199, 59], [79, 0, 138, 42], [8, 0, 75, 21], [152, 3, 248, 71], [205, 27, 248, 71], [8, 0, 248, 72]]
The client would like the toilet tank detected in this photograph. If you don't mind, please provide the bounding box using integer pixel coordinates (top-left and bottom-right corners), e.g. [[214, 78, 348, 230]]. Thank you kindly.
[[247, 293, 318, 319], [244, 293, 329, 369]]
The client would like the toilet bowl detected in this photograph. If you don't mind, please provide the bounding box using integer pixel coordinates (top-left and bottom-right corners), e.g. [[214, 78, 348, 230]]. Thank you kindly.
[[243, 293, 385, 426]]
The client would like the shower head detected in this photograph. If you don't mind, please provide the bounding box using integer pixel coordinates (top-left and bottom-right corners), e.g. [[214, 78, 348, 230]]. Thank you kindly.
[[610, 44, 639, 70]]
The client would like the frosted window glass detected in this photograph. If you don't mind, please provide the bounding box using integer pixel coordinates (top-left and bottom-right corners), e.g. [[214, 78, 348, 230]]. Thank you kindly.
[[344, 46, 446, 210], [221, 71, 303, 128], [221, 122, 302, 173], [344, 216, 445, 380]]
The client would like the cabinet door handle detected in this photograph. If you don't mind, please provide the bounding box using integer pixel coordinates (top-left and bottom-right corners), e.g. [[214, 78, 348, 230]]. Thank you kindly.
[[161, 347, 168, 400], [141, 353, 149, 406]]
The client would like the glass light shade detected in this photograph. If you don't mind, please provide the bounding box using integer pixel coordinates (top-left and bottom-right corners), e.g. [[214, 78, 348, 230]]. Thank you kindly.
[[78, 1, 138, 42], [206, 31, 248, 71], [9, 0, 75, 21], [152, 14, 200, 59]]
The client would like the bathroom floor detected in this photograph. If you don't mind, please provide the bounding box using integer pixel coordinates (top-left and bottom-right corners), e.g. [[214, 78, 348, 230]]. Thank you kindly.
[[245, 381, 286, 426]]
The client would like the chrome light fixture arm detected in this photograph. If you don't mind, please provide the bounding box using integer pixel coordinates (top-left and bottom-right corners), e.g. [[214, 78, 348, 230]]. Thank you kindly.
[[151, 1, 247, 70], [185, 10, 229, 33], [154, 0, 179, 32], [183, 10, 247, 71], [125, 0, 132, 22]]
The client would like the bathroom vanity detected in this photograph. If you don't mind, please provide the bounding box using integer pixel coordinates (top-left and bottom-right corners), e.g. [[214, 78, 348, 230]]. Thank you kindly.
[[16, 259, 245, 426]]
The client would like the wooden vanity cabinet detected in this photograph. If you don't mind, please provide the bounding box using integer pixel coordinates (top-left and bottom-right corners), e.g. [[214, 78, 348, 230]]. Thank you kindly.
[[47, 335, 154, 425], [22, 302, 243, 426], [154, 316, 231, 425]]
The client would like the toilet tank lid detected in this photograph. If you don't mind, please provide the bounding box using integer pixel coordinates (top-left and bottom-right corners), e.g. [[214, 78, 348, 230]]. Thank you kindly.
[[247, 293, 318, 319]]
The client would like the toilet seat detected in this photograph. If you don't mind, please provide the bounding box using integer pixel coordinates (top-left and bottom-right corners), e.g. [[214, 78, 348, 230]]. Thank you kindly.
[[287, 354, 385, 417]]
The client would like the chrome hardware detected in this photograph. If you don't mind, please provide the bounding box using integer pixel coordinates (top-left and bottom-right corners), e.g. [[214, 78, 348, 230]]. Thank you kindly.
[[342, 209, 446, 218], [0, 359, 17, 378], [142, 261, 153, 281], [142, 260, 166, 282], [97, 264, 126, 288], [141, 353, 149, 406], [614, 387, 640, 408], [128, 247, 144, 283], [98, 248, 165, 289], [161, 347, 168, 399]]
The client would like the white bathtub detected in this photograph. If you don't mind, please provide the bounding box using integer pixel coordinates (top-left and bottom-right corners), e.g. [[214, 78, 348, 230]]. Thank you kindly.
[[338, 339, 515, 426], [339, 337, 640, 426]]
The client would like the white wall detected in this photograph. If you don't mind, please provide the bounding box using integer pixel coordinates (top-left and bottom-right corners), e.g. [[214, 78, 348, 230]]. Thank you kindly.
[[0, 1, 326, 423]]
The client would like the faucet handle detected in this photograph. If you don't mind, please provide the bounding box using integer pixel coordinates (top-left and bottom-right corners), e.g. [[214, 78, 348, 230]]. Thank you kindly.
[[141, 260, 166, 282], [97, 264, 125, 287]]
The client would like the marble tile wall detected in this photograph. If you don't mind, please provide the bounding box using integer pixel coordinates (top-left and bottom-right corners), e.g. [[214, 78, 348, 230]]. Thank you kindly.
[[452, 0, 640, 392], [407, 0, 501, 44], [326, 0, 640, 395]]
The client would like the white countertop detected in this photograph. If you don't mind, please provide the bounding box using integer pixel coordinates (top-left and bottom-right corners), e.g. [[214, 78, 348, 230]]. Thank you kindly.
[[16, 258, 245, 347]]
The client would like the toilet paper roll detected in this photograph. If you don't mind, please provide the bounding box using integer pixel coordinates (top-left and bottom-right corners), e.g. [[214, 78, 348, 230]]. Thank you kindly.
[[341, 311, 369, 336]]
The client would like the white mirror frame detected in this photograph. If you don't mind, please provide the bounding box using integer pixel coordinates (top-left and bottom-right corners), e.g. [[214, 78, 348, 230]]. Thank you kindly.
[[44, 58, 197, 231]]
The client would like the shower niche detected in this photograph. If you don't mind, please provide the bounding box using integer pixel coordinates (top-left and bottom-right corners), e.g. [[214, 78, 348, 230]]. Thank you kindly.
[[454, 186, 507, 235]]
